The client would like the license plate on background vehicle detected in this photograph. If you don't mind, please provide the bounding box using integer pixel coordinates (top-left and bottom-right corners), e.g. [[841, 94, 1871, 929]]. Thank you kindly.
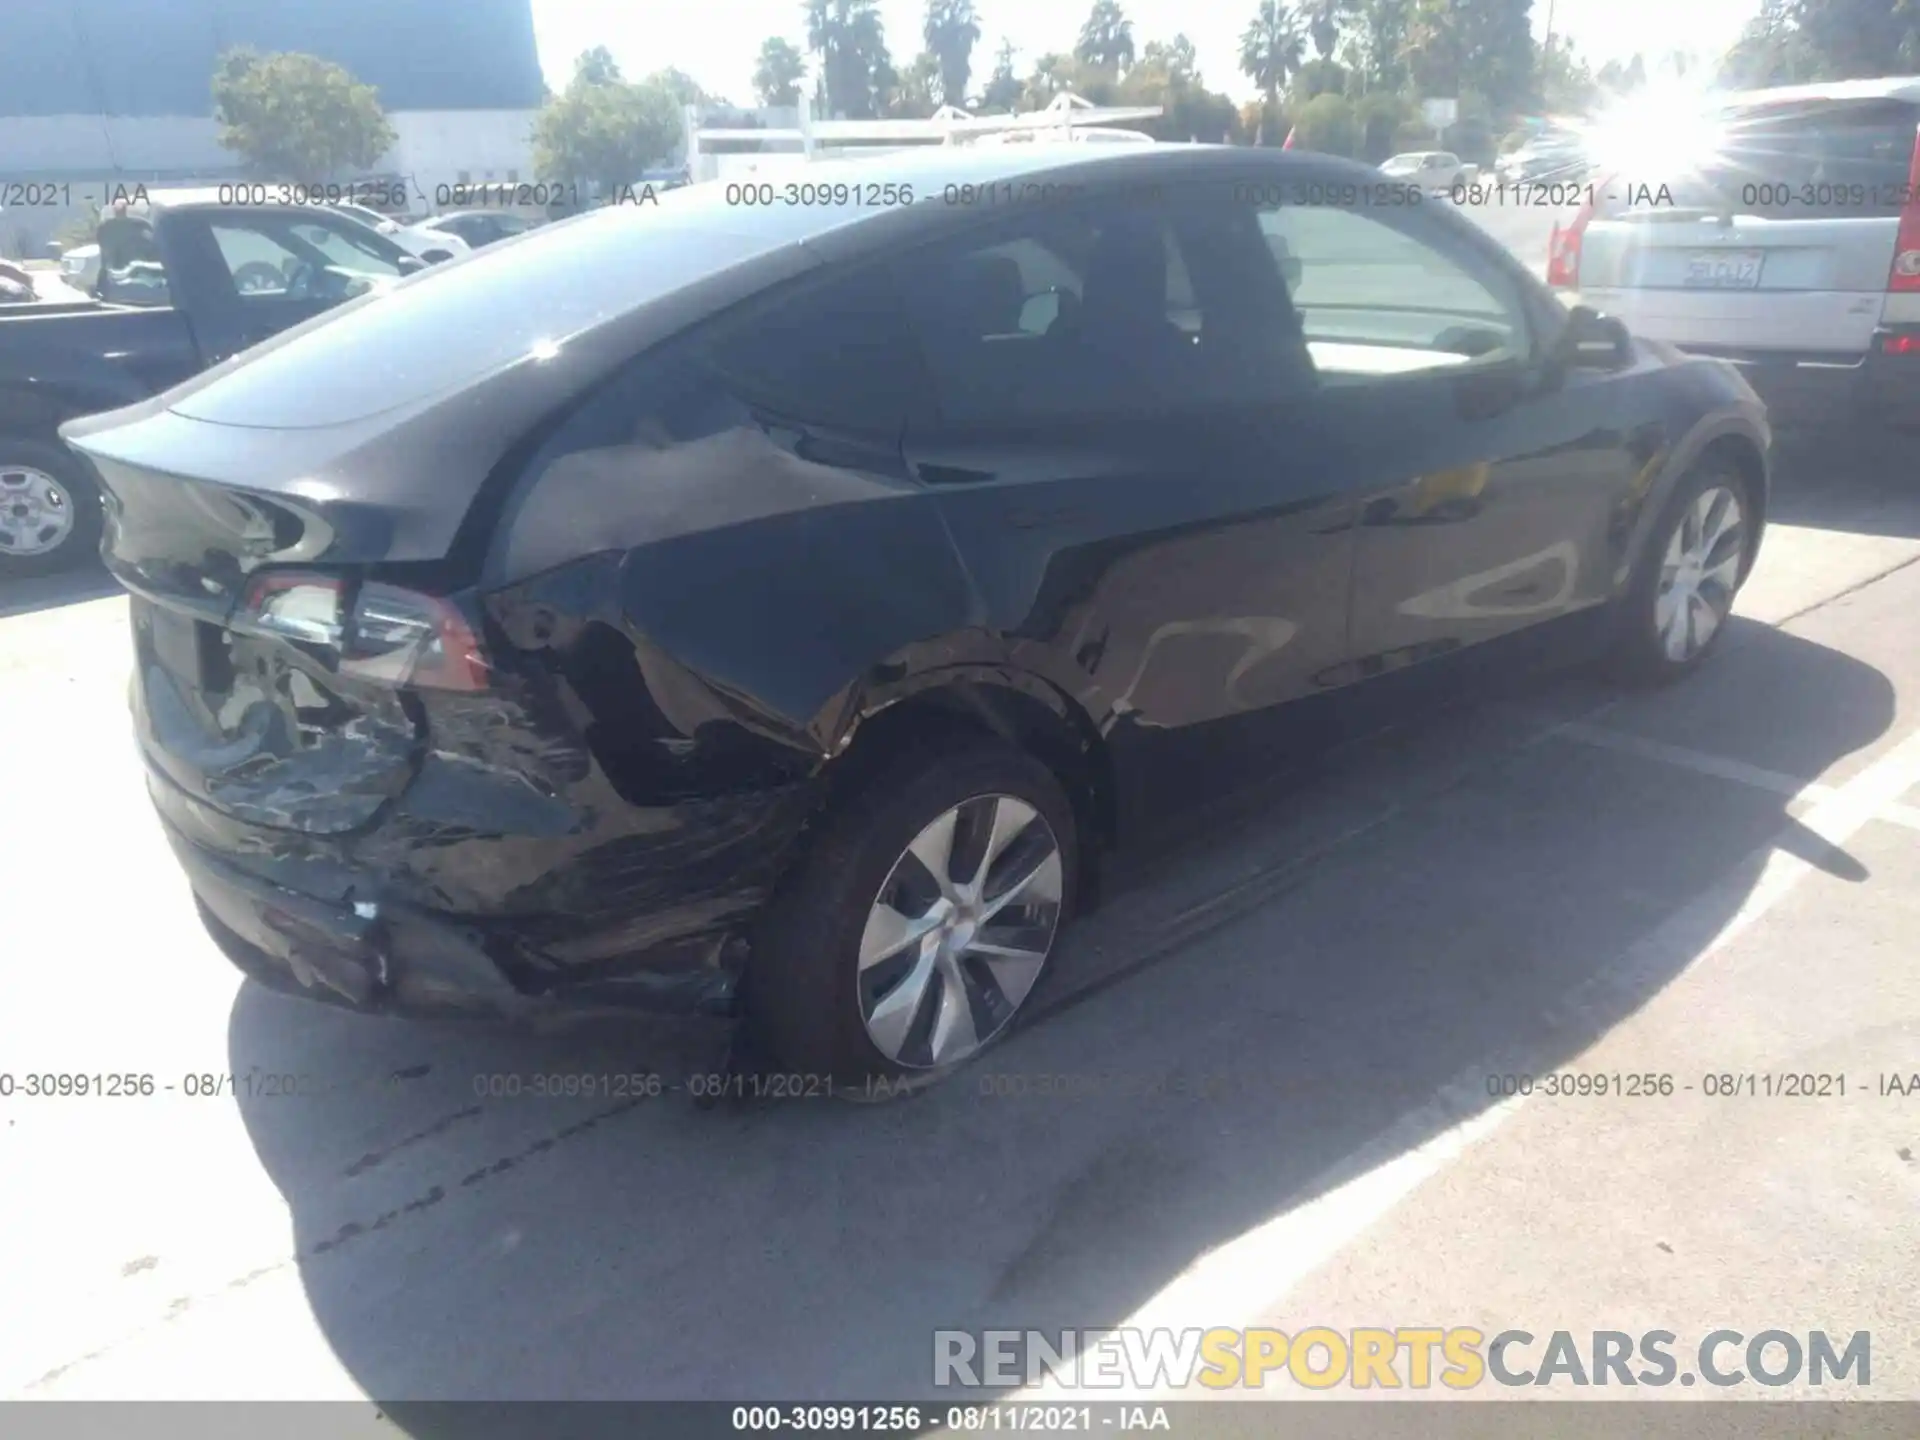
[[1683, 250, 1764, 288]]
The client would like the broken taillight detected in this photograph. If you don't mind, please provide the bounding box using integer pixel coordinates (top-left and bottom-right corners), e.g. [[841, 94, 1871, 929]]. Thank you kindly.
[[236, 572, 489, 691]]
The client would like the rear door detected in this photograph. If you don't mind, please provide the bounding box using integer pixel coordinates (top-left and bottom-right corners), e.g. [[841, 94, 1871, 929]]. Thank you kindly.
[[1578, 94, 1919, 356], [891, 187, 1364, 827]]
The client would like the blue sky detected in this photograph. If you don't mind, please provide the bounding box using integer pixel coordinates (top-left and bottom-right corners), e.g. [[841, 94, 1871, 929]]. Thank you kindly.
[[528, 0, 1763, 107]]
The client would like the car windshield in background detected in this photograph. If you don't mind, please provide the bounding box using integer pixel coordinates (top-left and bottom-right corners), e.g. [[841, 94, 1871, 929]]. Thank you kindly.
[[1613, 97, 1920, 219]]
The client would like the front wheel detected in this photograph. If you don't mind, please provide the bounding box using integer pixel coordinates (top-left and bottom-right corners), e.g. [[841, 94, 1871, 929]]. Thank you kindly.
[[0, 436, 103, 580], [747, 739, 1078, 1092], [1608, 462, 1752, 685]]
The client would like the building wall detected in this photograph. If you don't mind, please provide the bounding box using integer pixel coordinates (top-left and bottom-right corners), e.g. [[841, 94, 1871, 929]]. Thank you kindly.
[[0, 0, 544, 118], [0, 110, 538, 257]]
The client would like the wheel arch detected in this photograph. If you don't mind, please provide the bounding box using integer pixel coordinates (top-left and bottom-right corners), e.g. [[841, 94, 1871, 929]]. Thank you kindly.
[[820, 667, 1118, 908], [1617, 416, 1770, 595]]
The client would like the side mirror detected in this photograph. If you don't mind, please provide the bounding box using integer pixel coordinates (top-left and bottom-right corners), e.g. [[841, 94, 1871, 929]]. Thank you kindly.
[[1556, 305, 1632, 370], [396, 254, 426, 275]]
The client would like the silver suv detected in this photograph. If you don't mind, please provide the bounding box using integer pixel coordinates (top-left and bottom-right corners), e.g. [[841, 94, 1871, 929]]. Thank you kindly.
[[1549, 77, 1920, 427]]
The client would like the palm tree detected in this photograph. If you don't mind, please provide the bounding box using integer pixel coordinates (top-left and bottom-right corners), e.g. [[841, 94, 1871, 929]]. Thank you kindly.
[[805, 0, 891, 118], [753, 37, 807, 107], [1239, 0, 1307, 112], [923, 0, 982, 108], [1074, 0, 1136, 76], [1305, 0, 1352, 61], [1023, 52, 1077, 109]]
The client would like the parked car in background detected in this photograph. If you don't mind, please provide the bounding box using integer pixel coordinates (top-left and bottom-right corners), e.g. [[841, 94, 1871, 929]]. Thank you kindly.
[[1380, 151, 1471, 193], [1497, 135, 1589, 184], [1550, 75, 1920, 428], [64, 146, 1769, 1091], [324, 203, 471, 263], [407, 208, 544, 249], [0, 198, 428, 576]]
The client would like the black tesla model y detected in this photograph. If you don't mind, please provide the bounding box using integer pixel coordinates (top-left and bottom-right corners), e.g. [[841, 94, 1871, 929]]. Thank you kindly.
[[64, 146, 1770, 1088]]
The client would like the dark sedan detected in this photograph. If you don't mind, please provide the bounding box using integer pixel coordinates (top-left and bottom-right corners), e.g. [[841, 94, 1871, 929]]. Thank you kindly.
[[63, 145, 1770, 1089]]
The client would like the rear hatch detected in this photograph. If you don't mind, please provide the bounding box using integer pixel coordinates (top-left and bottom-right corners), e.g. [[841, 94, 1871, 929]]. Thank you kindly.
[[1578, 94, 1919, 357], [64, 202, 816, 838], [88, 443, 449, 835]]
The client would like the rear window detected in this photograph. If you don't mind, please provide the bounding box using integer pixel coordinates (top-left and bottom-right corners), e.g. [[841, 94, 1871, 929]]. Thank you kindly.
[[164, 204, 789, 429], [1615, 98, 1920, 219]]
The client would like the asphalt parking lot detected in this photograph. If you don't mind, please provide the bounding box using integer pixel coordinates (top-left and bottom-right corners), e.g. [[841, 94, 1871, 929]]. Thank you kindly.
[[4, 213, 1919, 1409]]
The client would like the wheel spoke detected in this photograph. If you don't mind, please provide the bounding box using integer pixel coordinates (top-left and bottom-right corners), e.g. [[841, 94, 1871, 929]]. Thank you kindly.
[[927, 959, 979, 1063], [905, 807, 961, 898], [1688, 590, 1720, 648], [858, 899, 944, 972], [979, 845, 1063, 924], [1654, 583, 1680, 639], [964, 796, 1035, 896], [965, 936, 1050, 1009], [864, 948, 938, 1060]]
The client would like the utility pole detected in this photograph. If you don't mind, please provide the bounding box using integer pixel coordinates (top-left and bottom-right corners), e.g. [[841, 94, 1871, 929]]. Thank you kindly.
[[1544, 0, 1556, 53]]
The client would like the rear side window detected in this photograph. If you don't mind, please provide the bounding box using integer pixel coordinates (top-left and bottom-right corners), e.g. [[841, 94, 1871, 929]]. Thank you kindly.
[[889, 193, 1310, 423], [1625, 98, 1920, 219], [698, 267, 927, 435]]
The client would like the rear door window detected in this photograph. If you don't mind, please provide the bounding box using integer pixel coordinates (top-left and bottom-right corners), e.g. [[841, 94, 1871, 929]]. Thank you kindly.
[[698, 267, 930, 437], [890, 194, 1292, 423], [1612, 98, 1920, 219]]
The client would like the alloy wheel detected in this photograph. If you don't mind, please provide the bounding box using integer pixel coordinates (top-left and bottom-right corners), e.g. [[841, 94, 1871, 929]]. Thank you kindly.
[[1654, 483, 1745, 663], [0, 466, 75, 558], [857, 794, 1065, 1070]]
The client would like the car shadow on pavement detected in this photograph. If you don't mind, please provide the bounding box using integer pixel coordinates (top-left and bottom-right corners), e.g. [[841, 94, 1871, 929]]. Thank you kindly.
[[1767, 422, 1920, 542], [0, 560, 118, 620], [227, 620, 1894, 1410]]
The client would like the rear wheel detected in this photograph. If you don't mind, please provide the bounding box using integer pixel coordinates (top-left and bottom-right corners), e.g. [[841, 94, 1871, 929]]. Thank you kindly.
[[747, 739, 1077, 1093], [1609, 462, 1751, 685], [0, 436, 102, 580]]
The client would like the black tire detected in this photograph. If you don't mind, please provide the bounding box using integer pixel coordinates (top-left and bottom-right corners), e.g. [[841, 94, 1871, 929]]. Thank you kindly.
[[1607, 459, 1753, 687], [746, 737, 1079, 1095], [0, 435, 103, 581]]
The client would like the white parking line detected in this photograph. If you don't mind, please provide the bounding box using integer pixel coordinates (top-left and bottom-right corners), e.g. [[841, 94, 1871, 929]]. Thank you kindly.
[[1034, 724, 1920, 1397], [1551, 720, 1832, 800], [1552, 720, 1920, 834]]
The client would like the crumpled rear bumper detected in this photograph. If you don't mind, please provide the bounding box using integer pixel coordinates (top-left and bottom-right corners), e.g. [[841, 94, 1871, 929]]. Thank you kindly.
[[164, 813, 753, 1022]]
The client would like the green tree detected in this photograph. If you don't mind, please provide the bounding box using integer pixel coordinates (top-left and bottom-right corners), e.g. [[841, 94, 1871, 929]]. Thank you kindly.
[[1535, 37, 1596, 112], [573, 45, 623, 85], [1353, 88, 1411, 158], [890, 52, 944, 116], [1293, 91, 1359, 154], [1305, 0, 1355, 59], [1123, 34, 1242, 141], [805, 0, 893, 118], [924, 0, 982, 106], [1293, 55, 1349, 101], [981, 40, 1025, 110], [647, 67, 712, 110], [1240, 1, 1308, 113], [1352, 0, 1414, 92], [1140, 35, 1202, 89], [753, 37, 808, 106], [211, 48, 396, 180], [532, 52, 681, 195], [1023, 52, 1080, 107], [1791, 0, 1920, 77], [1075, 0, 1137, 76]]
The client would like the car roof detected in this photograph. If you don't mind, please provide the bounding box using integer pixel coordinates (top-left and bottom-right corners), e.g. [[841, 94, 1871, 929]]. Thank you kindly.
[[1720, 74, 1920, 108]]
